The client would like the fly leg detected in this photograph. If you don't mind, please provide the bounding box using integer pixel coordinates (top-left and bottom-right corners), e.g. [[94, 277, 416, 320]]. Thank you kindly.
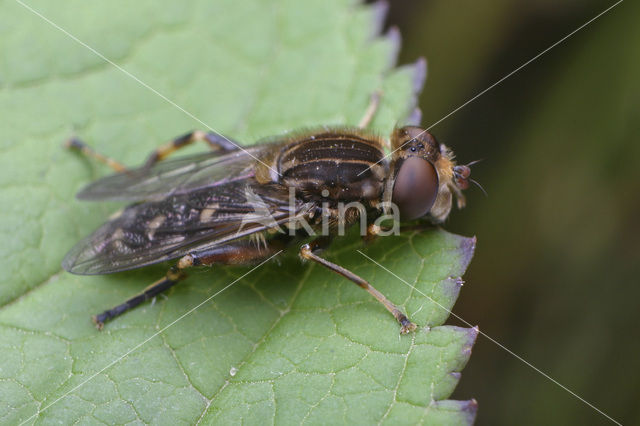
[[143, 130, 241, 168], [92, 266, 186, 329], [300, 238, 417, 334], [92, 237, 287, 329], [363, 223, 396, 244], [65, 130, 240, 172], [176, 236, 287, 269], [358, 91, 382, 128], [65, 137, 128, 173]]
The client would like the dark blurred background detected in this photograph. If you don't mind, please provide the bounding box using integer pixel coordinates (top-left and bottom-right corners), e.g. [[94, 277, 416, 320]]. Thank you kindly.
[[375, 1, 640, 424]]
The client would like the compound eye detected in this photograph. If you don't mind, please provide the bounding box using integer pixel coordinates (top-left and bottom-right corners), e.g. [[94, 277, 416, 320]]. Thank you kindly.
[[392, 157, 439, 220]]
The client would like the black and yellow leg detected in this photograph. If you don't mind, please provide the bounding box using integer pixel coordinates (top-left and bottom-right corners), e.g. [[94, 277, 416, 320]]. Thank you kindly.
[[66, 130, 240, 173], [92, 267, 186, 329], [92, 236, 287, 329], [300, 239, 417, 334], [65, 137, 128, 173], [143, 130, 240, 168]]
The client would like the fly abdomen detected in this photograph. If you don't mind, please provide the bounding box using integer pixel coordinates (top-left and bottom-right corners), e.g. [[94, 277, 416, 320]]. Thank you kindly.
[[278, 131, 387, 200]]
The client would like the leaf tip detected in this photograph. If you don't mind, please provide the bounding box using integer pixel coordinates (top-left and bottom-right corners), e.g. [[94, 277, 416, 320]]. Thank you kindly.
[[413, 57, 428, 93], [370, 0, 390, 36], [464, 326, 479, 356], [462, 398, 479, 424], [385, 26, 402, 69], [431, 398, 478, 425], [458, 236, 477, 271]]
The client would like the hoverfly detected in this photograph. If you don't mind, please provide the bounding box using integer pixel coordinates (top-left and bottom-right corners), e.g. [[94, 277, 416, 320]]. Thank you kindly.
[[63, 100, 473, 334]]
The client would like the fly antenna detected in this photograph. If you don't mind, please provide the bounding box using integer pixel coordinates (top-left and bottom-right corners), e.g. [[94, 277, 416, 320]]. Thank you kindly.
[[470, 178, 488, 198], [466, 159, 484, 167]]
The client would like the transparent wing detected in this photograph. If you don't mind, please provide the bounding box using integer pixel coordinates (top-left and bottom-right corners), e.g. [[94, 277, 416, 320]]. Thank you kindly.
[[63, 180, 314, 275], [76, 146, 270, 201]]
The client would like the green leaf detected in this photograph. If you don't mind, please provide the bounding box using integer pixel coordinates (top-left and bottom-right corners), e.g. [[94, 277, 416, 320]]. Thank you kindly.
[[0, 0, 477, 424]]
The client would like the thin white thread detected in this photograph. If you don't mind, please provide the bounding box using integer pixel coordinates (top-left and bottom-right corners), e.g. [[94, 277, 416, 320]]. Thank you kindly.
[[19, 251, 282, 425], [13, 0, 282, 177], [357, 0, 624, 176], [358, 250, 622, 425]]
